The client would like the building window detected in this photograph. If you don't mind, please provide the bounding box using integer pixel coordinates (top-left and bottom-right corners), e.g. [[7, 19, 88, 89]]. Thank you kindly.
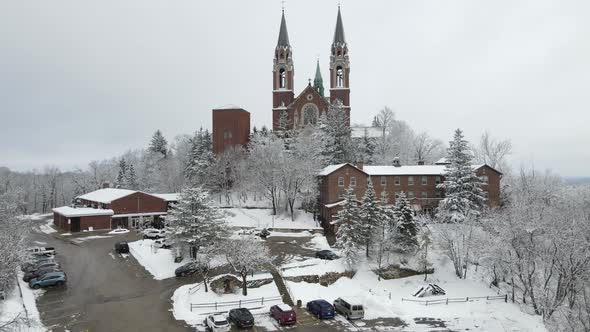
[[421, 176, 428, 185], [350, 177, 357, 187], [480, 175, 489, 184], [421, 192, 428, 199], [279, 68, 286, 88], [381, 176, 386, 186], [408, 176, 414, 186], [338, 177, 344, 187], [408, 191, 414, 199], [394, 176, 400, 186], [303, 105, 318, 125], [223, 130, 233, 138], [336, 66, 344, 87], [435, 176, 441, 185]]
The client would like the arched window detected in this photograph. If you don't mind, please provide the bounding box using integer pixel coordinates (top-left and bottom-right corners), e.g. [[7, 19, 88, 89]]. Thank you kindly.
[[336, 66, 344, 87], [303, 104, 318, 125], [279, 68, 286, 89]]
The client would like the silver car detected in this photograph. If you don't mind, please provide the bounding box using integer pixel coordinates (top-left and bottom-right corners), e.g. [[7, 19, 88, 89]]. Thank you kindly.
[[333, 297, 364, 320]]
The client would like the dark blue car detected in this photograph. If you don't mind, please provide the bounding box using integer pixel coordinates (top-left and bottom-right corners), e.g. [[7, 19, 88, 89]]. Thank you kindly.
[[306, 299, 335, 319]]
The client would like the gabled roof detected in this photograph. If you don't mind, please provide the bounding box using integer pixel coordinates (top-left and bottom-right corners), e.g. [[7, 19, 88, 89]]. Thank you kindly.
[[152, 193, 180, 202], [286, 84, 331, 110], [319, 163, 502, 177], [319, 163, 350, 176], [77, 188, 136, 204], [277, 10, 290, 47]]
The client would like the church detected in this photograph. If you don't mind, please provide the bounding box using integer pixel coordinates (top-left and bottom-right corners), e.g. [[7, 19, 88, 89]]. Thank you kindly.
[[272, 6, 351, 130]]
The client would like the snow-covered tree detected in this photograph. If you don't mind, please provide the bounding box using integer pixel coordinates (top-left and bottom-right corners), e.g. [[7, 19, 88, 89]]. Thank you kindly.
[[359, 181, 382, 257], [333, 187, 362, 270], [473, 131, 512, 172], [126, 163, 138, 190], [416, 222, 433, 281], [436, 129, 484, 223], [223, 238, 272, 296], [391, 192, 418, 250], [185, 128, 214, 185], [149, 129, 168, 157], [319, 101, 355, 164], [412, 132, 444, 164], [165, 186, 227, 256], [246, 133, 283, 215], [207, 146, 246, 205], [116, 158, 127, 188]]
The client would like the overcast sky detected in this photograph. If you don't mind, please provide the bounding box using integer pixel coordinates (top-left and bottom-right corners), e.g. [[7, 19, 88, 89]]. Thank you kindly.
[[1, 0, 589, 176]]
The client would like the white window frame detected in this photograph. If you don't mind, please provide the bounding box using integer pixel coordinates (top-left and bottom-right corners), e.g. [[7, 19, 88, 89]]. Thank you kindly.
[[408, 176, 415, 186], [408, 191, 415, 199], [421, 191, 428, 199], [380, 176, 386, 186], [421, 176, 428, 185], [394, 176, 400, 186], [350, 176, 357, 187], [338, 177, 344, 187]]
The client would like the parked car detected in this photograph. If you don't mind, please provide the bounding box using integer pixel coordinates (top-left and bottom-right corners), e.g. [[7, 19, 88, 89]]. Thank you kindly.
[[315, 250, 338, 260], [108, 228, 130, 235], [204, 314, 230, 332], [306, 299, 335, 319], [154, 238, 173, 249], [27, 247, 56, 257], [143, 229, 166, 239], [29, 271, 67, 289], [270, 303, 297, 326], [258, 228, 270, 239], [333, 297, 364, 320], [23, 267, 61, 282], [21, 256, 55, 272], [174, 262, 199, 277], [114, 241, 130, 254], [228, 308, 255, 328], [24, 261, 59, 273]]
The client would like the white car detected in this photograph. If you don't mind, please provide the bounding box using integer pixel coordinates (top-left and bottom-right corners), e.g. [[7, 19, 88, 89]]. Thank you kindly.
[[143, 229, 166, 239], [153, 238, 173, 249], [108, 228, 130, 235], [205, 314, 230, 332]]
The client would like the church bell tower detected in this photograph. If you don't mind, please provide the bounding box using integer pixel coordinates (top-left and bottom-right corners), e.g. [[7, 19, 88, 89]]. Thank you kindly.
[[272, 10, 295, 129], [329, 6, 350, 112]]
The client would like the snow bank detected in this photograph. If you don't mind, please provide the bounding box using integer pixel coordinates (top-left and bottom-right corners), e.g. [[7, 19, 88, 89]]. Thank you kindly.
[[172, 280, 282, 327], [128, 240, 189, 280], [0, 275, 46, 331], [224, 208, 321, 230], [38, 218, 56, 234], [282, 257, 347, 277]]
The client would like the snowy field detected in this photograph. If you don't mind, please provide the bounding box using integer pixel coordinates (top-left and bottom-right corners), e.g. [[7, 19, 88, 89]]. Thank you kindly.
[[0, 274, 46, 331], [128, 239, 225, 280], [224, 208, 321, 230], [172, 276, 282, 330]]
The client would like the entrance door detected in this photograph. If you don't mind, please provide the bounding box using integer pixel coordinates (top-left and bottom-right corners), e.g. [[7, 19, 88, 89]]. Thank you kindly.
[[71, 217, 81, 232]]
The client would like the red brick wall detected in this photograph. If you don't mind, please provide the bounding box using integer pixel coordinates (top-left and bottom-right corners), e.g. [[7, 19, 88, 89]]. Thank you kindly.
[[109, 192, 167, 215], [212, 108, 251, 154], [80, 215, 111, 231], [54, 212, 69, 232]]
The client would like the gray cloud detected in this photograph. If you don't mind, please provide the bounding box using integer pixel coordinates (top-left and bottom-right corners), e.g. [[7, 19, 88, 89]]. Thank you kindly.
[[0, 0, 588, 176]]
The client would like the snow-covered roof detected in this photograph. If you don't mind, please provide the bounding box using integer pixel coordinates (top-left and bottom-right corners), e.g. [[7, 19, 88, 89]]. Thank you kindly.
[[325, 200, 346, 209], [152, 193, 179, 202], [351, 126, 384, 139], [277, 303, 293, 311], [319, 164, 348, 176], [364, 165, 448, 176], [53, 206, 114, 217], [435, 157, 449, 165], [213, 104, 247, 111], [77, 188, 136, 204]]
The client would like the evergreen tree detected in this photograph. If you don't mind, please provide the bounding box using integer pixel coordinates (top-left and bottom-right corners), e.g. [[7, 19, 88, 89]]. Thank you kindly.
[[126, 164, 138, 190], [359, 128, 376, 163], [277, 109, 290, 132], [334, 187, 363, 270], [318, 101, 354, 164], [149, 129, 168, 157], [359, 180, 382, 257], [392, 192, 418, 250], [436, 129, 485, 223], [165, 186, 227, 254], [185, 128, 214, 184], [116, 158, 127, 188]]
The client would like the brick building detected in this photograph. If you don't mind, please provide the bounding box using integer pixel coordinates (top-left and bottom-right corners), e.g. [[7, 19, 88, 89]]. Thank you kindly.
[[272, 7, 351, 130], [212, 106, 251, 154], [52, 188, 178, 232], [318, 159, 502, 230]]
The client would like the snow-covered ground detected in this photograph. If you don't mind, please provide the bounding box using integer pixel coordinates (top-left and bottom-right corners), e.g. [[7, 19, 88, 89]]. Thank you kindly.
[[38, 218, 56, 234], [0, 275, 46, 331], [224, 208, 321, 230], [128, 239, 225, 280], [172, 277, 282, 329]]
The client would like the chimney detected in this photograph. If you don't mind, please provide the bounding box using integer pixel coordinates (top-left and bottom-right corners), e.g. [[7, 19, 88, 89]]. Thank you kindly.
[[102, 181, 111, 189], [417, 160, 425, 165], [356, 162, 364, 170], [392, 157, 401, 167]]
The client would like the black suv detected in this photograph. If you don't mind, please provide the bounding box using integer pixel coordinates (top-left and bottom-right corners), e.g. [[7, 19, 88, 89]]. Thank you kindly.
[[315, 250, 338, 260], [228, 308, 255, 328], [115, 241, 130, 254]]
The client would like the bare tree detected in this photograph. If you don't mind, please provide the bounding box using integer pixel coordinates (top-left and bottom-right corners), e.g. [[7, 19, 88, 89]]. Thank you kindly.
[[223, 238, 272, 296], [373, 106, 395, 137], [474, 131, 512, 171], [412, 132, 444, 164]]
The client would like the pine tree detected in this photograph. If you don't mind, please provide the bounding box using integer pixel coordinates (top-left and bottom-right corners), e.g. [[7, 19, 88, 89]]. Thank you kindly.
[[117, 158, 127, 188], [319, 101, 355, 164], [392, 192, 418, 250], [185, 128, 214, 184], [149, 129, 168, 157], [359, 180, 382, 257], [165, 186, 227, 254], [333, 187, 362, 270], [436, 129, 485, 223], [126, 164, 138, 190], [360, 128, 376, 163]]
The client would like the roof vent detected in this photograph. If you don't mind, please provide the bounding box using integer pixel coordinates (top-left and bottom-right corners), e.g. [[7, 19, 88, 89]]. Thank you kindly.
[[417, 160, 425, 165], [393, 157, 401, 167]]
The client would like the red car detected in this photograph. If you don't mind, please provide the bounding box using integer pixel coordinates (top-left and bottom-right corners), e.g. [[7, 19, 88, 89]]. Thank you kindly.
[[270, 303, 297, 326]]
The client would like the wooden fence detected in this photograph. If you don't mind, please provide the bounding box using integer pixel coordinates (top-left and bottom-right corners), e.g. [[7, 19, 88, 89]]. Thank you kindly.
[[401, 294, 508, 306], [190, 295, 282, 311]]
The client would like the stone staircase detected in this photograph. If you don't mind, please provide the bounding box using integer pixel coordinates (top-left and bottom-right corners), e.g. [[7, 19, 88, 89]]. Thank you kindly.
[[270, 268, 294, 306]]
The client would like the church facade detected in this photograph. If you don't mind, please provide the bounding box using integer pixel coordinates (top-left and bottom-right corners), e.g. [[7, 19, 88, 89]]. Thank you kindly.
[[272, 7, 351, 131]]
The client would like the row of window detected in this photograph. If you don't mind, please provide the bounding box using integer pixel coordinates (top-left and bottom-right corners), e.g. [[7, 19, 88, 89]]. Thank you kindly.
[[338, 190, 489, 201], [337, 175, 443, 187]]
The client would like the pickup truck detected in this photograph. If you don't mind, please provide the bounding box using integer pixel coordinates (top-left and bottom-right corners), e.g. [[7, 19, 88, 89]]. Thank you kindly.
[[28, 247, 56, 257]]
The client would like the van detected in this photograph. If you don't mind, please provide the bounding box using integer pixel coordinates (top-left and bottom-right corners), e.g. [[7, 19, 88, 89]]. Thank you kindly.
[[333, 297, 364, 320]]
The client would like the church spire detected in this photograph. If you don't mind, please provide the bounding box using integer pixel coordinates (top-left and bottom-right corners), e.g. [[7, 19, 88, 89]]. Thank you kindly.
[[333, 5, 346, 47], [277, 10, 290, 47], [313, 59, 324, 97]]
